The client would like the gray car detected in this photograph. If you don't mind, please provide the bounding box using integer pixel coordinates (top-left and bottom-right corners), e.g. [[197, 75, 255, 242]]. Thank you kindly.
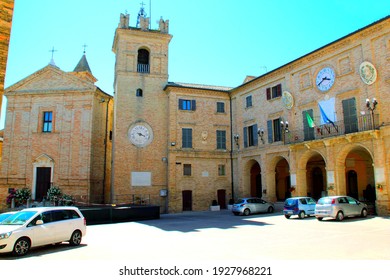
[[232, 197, 274, 216], [315, 196, 368, 221]]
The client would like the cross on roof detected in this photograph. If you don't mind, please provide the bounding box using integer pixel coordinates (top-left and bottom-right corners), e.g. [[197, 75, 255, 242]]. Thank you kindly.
[[82, 44, 88, 54]]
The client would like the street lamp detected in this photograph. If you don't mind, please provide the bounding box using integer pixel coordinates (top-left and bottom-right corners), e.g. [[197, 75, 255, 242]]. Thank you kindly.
[[366, 98, 378, 130]]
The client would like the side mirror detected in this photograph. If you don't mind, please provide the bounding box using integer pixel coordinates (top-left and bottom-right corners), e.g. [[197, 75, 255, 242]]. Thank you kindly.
[[35, 220, 44, 225]]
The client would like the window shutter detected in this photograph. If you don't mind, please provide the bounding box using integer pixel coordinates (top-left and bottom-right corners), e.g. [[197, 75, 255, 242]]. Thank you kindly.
[[277, 84, 282, 97], [253, 124, 258, 146], [266, 88, 271, 100], [267, 120, 273, 143], [243, 127, 248, 148], [178, 99, 183, 110], [191, 100, 196, 111]]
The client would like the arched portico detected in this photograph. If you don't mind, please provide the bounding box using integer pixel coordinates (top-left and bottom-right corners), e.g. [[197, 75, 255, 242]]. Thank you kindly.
[[242, 159, 262, 197]]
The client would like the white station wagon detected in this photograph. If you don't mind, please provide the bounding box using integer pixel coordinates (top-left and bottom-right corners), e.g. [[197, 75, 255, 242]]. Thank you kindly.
[[0, 206, 86, 256]]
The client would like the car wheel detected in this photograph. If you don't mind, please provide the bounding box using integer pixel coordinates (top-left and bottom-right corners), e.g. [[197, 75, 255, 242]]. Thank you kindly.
[[316, 217, 323, 221], [284, 214, 291, 219], [267, 206, 274, 213], [69, 230, 82, 246], [298, 211, 305, 219], [13, 237, 30, 256], [336, 211, 344, 221], [361, 208, 368, 218], [243, 208, 251, 216]]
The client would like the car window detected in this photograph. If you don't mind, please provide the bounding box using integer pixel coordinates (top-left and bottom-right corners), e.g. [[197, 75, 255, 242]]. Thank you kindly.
[[247, 199, 254, 203], [307, 198, 316, 205], [346, 197, 357, 205], [317, 197, 332, 205], [285, 199, 297, 206], [338, 197, 348, 204], [299, 198, 307, 205], [235, 199, 245, 204]]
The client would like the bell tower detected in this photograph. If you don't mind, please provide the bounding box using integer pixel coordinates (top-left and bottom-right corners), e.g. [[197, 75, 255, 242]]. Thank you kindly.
[[111, 10, 172, 204]]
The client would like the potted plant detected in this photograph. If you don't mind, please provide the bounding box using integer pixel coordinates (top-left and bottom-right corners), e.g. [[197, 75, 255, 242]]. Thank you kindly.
[[210, 199, 220, 211], [47, 186, 62, 205]]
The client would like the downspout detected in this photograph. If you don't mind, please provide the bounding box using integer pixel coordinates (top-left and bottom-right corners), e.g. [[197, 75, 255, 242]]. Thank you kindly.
[[229, 94, 235, 201], [102, 98, 110, 203]]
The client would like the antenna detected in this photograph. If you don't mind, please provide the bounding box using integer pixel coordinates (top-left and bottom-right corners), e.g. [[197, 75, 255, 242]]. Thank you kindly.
[[149, 0, 152, 29]]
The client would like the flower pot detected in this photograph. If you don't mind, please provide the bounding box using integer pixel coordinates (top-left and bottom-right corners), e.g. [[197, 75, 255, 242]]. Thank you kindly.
[[210, 205, 220, 211]]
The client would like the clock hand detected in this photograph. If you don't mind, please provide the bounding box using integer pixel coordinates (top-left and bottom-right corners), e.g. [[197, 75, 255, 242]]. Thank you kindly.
[[137, 132, 145, 137]]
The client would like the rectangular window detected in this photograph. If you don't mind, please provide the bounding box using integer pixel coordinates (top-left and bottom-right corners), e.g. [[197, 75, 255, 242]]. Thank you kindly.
[[183, 164, 192, 176], [179, 99, 196, 111], [216, 130, 226, 150], [182, 128, 193, 148], [243, 124, 258, 147], [342, 98, 358, 134], [43, 111, 53, 132], [267, 118, 282, 143], [218, 164, 226, 176], [266, 84, 282, 100], [246, 95, 252, 108], [216, 102, 225, 113]]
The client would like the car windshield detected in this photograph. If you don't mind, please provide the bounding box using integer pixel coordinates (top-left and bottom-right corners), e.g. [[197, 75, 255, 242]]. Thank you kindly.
[[0, 213, 15, 222], [317, 198, 333, 205], [0, 211, 37, 225], [284, 199, 297, 206]]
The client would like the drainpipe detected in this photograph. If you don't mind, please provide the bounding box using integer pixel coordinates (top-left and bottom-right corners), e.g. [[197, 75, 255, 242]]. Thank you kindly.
[[102, 98, 110, 203], [229, 95, 235, 201]]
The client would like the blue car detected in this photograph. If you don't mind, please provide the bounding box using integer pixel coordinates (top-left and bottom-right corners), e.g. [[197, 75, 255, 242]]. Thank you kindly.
[[283, 197, 316, 219]]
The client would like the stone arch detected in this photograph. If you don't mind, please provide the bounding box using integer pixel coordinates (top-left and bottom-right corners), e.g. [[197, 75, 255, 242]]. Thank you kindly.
[[242, 159, 262, 197], [266, 155, 290, 201]]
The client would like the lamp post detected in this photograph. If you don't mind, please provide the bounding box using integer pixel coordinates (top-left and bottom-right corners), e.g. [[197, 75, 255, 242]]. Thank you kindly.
[[257, 128, 265, 144], [366, 98, 378, 130], [280, 120, 289, 144]]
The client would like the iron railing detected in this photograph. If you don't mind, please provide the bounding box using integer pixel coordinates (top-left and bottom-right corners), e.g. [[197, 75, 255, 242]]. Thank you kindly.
[[137, 63, 150, 73], [283, 113, 379, 145]]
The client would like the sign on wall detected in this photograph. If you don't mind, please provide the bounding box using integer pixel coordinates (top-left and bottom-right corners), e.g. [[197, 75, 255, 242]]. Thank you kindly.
[[131, 172, 152, 186]]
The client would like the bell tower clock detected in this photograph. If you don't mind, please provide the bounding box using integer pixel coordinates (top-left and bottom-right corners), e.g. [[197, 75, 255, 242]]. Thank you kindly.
[[111, 11, 172, 204]]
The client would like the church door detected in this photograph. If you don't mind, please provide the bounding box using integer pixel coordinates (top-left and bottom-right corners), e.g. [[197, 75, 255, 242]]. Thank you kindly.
[[36, 167, 51, 201], [182, 190, 192, 211]]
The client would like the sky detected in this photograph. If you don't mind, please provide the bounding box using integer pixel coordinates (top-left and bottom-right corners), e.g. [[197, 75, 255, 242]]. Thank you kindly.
[[1, 0, 389, 128]]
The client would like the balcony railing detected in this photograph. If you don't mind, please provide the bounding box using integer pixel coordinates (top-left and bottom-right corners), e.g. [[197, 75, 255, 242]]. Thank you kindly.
[[137, 63, 150, 73], [284, 114, 379, 145]]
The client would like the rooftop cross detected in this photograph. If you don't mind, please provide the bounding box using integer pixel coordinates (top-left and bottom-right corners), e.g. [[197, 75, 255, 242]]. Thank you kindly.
[[82, 44, 88, 54], [49, 46, 58, 66]]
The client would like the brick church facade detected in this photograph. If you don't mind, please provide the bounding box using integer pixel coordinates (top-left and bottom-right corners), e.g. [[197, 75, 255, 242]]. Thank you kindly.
[[1, 11, 389, 215]]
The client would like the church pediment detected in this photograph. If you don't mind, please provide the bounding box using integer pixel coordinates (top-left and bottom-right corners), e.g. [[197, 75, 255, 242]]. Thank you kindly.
[[5, 64, 96, 94]]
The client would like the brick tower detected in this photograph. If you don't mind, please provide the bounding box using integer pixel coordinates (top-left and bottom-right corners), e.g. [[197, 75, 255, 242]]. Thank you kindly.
[[111, 11, 172, 207]]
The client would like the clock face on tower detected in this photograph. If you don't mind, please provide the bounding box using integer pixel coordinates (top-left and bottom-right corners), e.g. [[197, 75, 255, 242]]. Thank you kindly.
[[128, 123, 153, 147], [316, 67, 335, 92]]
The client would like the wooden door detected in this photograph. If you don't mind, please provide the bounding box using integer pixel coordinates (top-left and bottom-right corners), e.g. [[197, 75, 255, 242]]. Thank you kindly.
[[36, 167, 51, 201]]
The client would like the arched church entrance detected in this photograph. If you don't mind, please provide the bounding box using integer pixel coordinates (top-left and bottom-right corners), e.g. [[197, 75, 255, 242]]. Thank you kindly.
[[250, 162, 262, 197], [275, 158, 290, 201], [306, 153, 326, 200]]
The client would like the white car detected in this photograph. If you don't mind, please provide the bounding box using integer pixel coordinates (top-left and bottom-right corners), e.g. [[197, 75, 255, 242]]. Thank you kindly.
[[0, 206, 86, 256]]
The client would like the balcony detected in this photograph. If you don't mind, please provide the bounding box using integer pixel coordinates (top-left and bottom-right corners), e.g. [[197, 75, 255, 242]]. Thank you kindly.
[[137, 63, 150, 73], [284, 114, 379, 145]]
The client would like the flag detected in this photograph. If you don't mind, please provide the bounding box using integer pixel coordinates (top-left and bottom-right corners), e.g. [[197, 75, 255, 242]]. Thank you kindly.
[[319, 104, 334, 125], [305, 112, 315, 128]]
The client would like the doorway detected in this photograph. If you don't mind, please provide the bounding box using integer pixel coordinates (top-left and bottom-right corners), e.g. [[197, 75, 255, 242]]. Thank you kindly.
[[347, 170, 358, 199], [35, 167, 51, 201], [217, 189, 227, 209], [182, 190, 192, 211]]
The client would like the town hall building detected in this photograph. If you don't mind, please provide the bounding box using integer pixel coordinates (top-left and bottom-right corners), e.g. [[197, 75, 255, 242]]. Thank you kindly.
[[1, 10, 389, 215]]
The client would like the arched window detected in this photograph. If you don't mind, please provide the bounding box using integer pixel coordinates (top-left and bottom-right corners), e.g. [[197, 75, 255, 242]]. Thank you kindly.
[[137, 49, 150, 73], [136, 88, 143, 97]]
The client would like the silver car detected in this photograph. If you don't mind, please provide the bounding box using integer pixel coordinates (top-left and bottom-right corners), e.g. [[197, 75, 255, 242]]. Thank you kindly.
[[232, 197, 274, 216], [315, 196, 368, 221]]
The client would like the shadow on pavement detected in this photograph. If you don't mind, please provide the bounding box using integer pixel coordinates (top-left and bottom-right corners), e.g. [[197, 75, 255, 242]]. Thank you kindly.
[[137, 209, 277, 233]]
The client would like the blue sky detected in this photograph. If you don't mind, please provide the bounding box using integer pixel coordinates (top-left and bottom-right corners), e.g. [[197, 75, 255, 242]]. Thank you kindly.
[[2, 0, 389, 128]]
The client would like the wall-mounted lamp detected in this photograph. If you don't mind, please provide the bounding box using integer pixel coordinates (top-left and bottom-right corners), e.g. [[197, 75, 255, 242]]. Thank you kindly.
[[171, 142, 176, 146], [233, 134, 239, 146], [366, 97, 378, 130], [280, 120, 289, 144], [162, 157, 168, 163], [257, 128, 265, 144]]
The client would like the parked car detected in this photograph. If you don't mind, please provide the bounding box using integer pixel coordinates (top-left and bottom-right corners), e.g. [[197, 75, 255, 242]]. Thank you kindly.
[[232, 197, 274, 216], [283, 197, 316, 219], [0, 206, 86, 256], [315, 196, 368, 221], [0, 212, 17, 223]]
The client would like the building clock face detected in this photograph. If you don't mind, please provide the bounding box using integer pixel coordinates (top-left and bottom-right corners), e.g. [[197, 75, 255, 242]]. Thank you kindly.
[[316, 67, 335, 92], [128, 124, 153, 147]]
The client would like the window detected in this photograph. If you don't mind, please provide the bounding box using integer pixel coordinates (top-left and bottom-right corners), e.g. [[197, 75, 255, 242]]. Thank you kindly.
[[136, 88, 143, 97], [182, 128, 192, 148], [266, 84, 282, 100], [216, 130, 226, 149], [342, 98, 358, 134], [267, 118, 281, 143], [183, 164, 192, 176], [43, 111, 53, 133], [179, 99, 196, 111], [243, 124, 258, 147], [218, 164, 226, 176], [216, 102, 225, 113], [246, 95, 252, 108], [137, 48, 150, 73]]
